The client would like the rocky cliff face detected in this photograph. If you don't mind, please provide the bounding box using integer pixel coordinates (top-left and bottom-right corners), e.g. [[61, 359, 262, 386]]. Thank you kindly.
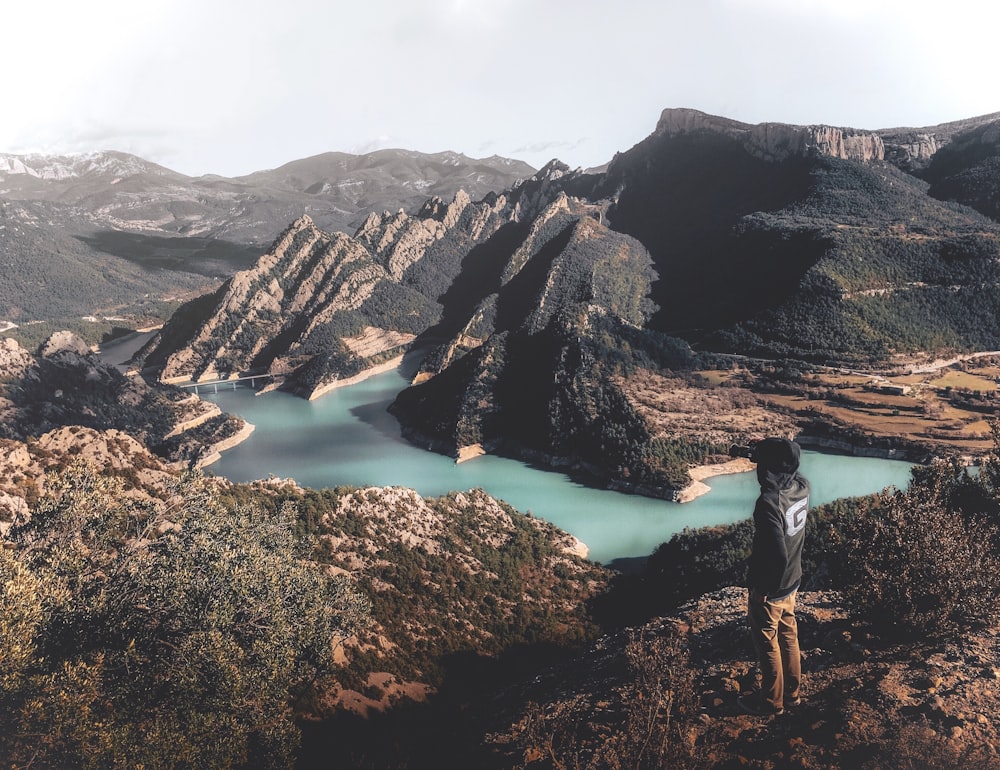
[[878, 111, 1000, 171], [654, 108, 886, 162], [654, 107, 1000, 170]]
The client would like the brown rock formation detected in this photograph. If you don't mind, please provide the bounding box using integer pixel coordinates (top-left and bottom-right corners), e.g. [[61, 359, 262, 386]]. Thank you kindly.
[[0, 338, 33, 380], [158, 215, 391, 384], [146, 162, 595, 398], [0, 426, 178, 525], [655, 107, 886, 162]]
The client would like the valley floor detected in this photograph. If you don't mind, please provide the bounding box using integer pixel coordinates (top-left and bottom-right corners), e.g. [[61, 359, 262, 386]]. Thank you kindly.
[[621, 353, 1000, 502]]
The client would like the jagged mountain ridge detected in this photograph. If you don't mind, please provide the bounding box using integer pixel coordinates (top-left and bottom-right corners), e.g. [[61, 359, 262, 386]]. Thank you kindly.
[[138, 162, 603, 397], [0, 148, 535, 326], [0, 150, 182, 184]]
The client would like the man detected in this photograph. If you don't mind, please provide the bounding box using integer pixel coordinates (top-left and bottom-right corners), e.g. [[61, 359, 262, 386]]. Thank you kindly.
[[738, 437, 810, 717]]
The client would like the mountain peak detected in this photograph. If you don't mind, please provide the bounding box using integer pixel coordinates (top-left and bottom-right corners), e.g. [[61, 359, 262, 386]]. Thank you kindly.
[[535, 159, 572, 179]]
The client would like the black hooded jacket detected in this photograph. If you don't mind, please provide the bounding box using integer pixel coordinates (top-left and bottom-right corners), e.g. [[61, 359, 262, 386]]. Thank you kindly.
[[747, 438, 810, 598]]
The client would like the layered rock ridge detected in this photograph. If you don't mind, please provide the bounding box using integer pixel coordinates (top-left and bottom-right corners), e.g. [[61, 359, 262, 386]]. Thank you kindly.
[[0, 333, 250, 503], [140, 162, 596, 399], [389, 190, 665, 488]]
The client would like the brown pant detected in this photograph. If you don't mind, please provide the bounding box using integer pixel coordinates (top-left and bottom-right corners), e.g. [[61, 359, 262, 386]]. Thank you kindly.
[[747, 589, 801, 711]]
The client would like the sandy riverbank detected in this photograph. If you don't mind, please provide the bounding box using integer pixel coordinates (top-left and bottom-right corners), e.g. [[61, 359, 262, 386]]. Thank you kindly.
[[307, 356, 406, 400], [675, 457, 755, 503]]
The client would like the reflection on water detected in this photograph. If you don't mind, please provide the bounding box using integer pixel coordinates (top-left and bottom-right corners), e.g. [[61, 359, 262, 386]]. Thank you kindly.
[[202, 369, 915, 564]]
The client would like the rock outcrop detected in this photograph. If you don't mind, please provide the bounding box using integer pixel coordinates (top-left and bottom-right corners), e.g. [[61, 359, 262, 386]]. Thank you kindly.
[[879, 111, 1000, 170], [654, 107, 886, 162], [0, 425, 180, 525], [0, 332, 250, 470], [879, 130, 942, 169], [38, 330, 94, 358], [0, 338, 33, 380]]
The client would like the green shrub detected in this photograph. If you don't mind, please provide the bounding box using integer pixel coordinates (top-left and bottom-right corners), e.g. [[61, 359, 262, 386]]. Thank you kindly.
[[0, 464, 369, 769], [839, 458, 1000, 640]]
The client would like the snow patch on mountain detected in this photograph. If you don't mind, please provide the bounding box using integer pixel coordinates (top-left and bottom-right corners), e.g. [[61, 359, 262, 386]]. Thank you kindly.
[[0, 151, 167, 181]]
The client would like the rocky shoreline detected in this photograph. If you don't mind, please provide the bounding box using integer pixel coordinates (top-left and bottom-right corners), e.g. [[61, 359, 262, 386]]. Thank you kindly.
[[193, 420, 256, 468], [795, 434, 931, 462], [307, 355, 406, 400]]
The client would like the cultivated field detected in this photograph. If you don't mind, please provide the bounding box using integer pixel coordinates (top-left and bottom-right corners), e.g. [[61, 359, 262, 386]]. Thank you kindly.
[[625, 359, 1000, 462]]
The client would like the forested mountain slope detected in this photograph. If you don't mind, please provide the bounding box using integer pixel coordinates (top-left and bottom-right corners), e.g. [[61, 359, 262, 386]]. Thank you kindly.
[[387, 109, 1000, 486], [597, 111, 1000, 362]]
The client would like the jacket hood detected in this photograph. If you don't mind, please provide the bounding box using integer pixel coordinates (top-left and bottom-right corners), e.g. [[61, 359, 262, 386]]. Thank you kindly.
[[755, 437, 801, 473], [755, 437, 802, 486]]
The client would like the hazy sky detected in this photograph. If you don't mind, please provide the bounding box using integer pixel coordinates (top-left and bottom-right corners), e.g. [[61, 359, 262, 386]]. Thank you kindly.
[[3, 0, 997, 177]]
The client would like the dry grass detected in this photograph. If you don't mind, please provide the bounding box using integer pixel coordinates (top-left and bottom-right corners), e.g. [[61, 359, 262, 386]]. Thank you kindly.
[[618, 369, 797, 447], [929, 370, 998, 392]]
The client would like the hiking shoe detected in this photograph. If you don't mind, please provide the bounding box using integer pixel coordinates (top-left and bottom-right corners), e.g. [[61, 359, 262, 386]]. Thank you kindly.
[[738, 695, 783, 717], [786, 695, 802, 707]]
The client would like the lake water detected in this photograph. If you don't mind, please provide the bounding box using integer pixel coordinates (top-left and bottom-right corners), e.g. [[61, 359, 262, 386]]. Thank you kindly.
[[199, 367, 916, 564]]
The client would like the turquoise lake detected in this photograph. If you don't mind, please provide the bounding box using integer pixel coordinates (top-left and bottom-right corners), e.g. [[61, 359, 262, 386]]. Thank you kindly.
[[200, 366, 916, 564]]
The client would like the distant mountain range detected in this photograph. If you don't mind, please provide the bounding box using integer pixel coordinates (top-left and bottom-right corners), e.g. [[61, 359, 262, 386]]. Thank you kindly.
[[0, 148, 535, 327]]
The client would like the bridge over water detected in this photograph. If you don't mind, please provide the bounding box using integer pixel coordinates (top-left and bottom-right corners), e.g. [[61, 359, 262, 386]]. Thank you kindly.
[[177, 374, 275, 394]]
